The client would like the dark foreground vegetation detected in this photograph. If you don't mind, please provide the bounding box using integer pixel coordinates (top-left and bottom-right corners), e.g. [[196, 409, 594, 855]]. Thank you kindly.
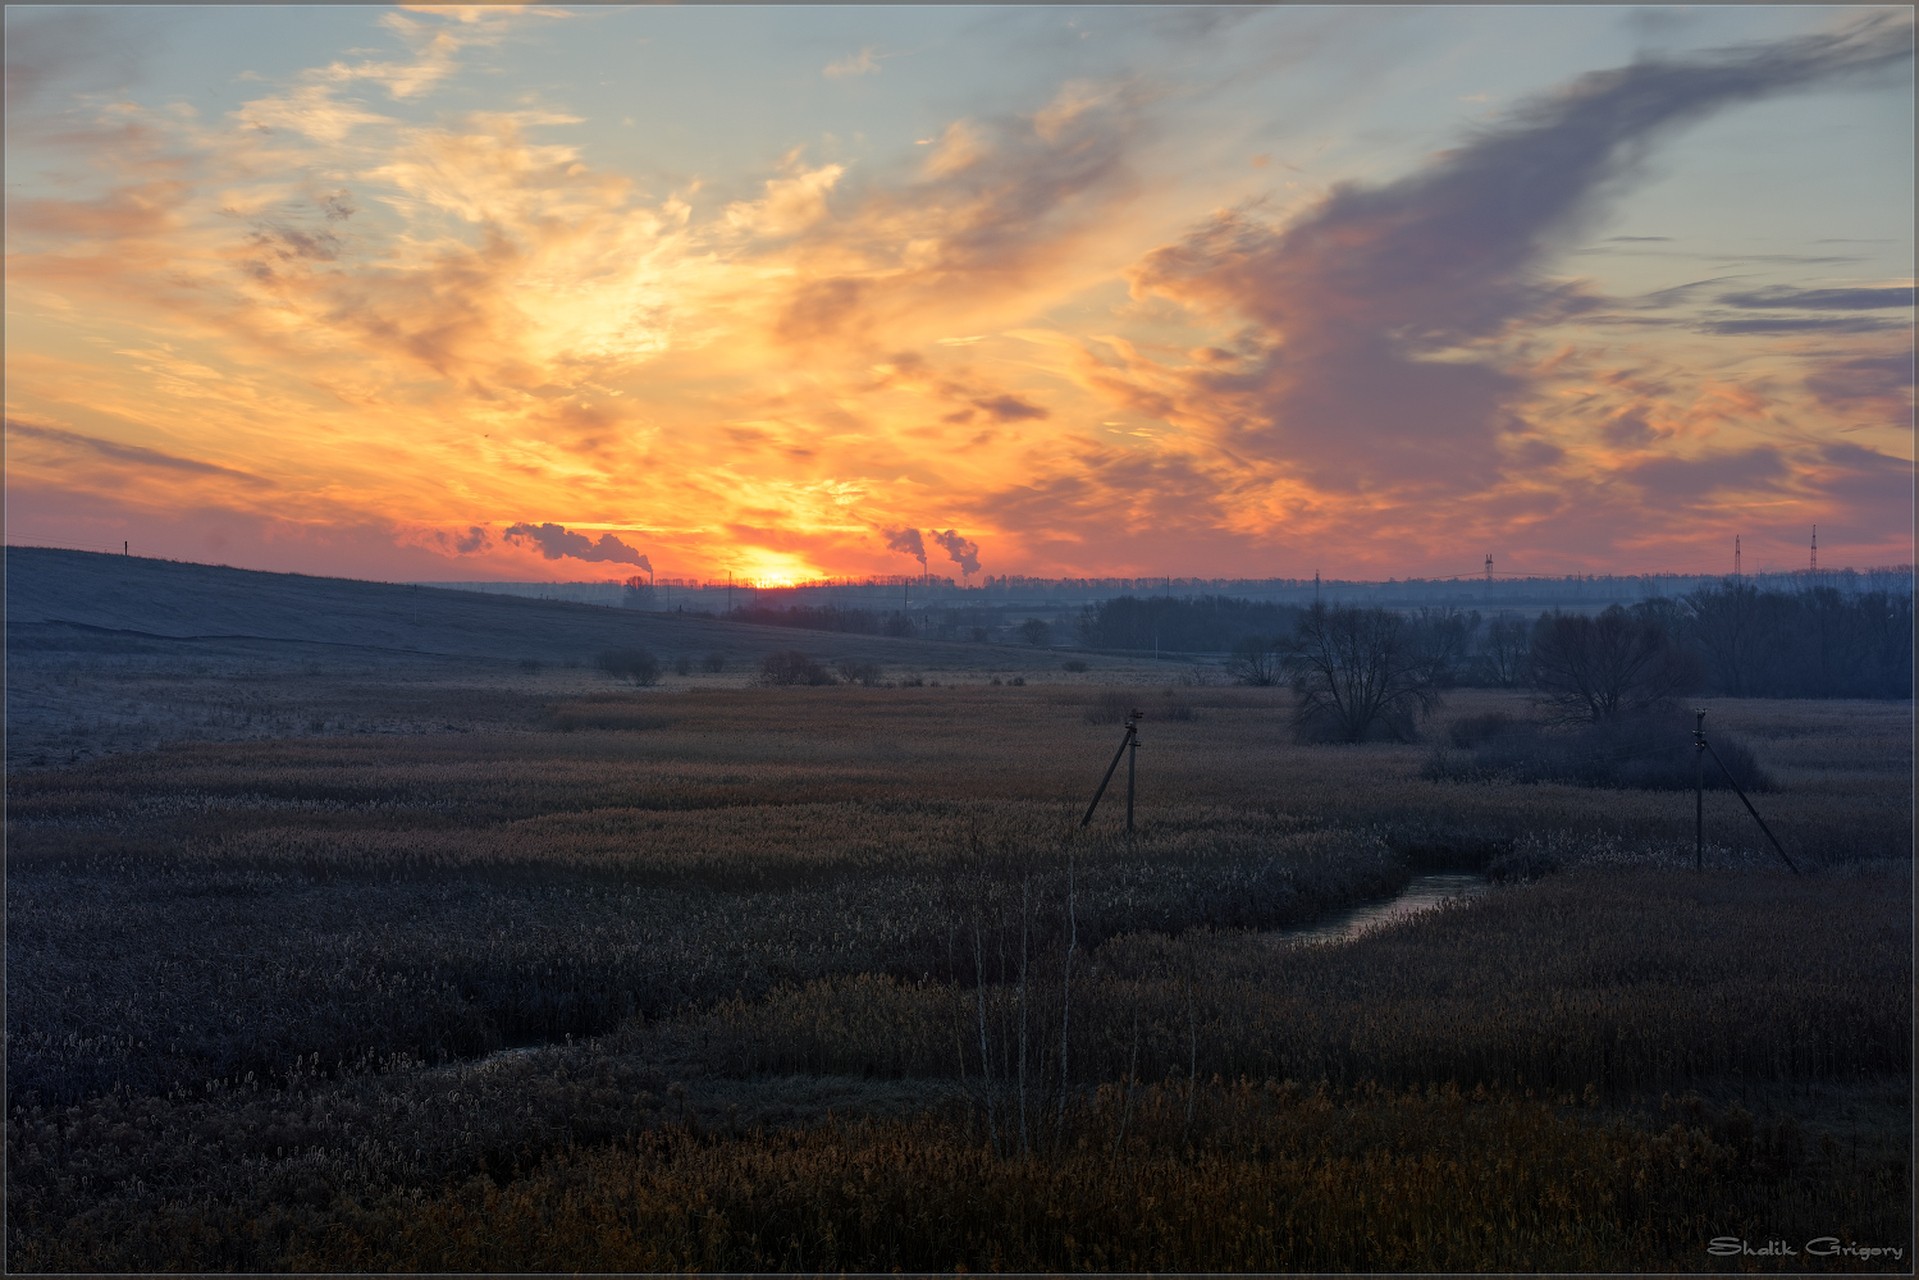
[[6, 683, 1912, 1272]]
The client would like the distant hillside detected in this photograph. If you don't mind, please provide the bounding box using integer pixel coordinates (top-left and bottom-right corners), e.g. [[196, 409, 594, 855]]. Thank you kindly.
[[4, 547, 1125, 770], [3, 547, 1046, 667]]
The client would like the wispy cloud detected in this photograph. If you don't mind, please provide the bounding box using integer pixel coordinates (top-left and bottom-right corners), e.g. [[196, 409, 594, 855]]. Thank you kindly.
[[7, 419, 267, 484], [1715, 285, 1914, 310], [1117, 16, 1912, 495], [3, 8, 1908, 581], [1698, 316, 1903, 335], [823, 46, 881, 79]]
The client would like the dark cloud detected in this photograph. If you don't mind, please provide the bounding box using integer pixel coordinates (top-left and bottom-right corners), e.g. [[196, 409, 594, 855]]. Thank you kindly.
[[970, 393, 1049, 423], [318, 191, 357, 223], [1698, 316, 1903, 335], [1810, 442, 1914, 515], [7, 419, 266, 484], [931, 528, 982, 576], [777, 277, 869, 345], [427, 525, 491, 555], [503, 521, 650, 570], [883, 525, 927, 567], [3, 8, 153, 118], [1804, 351, 1913, 414], [1126, 16, 1911, 493], [1621, 446, 1788, 499], [1600, 409, 1659, 448], [1717, 285, 1914, 311], [248, 222, 344, 263]]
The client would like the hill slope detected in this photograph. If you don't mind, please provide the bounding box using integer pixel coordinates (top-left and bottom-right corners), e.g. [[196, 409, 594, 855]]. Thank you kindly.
[[3, 548, 1121, 769]]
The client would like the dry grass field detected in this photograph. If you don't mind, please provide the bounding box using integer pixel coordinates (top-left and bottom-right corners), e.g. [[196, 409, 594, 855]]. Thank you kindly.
[[5, 550, 1912, 1272]]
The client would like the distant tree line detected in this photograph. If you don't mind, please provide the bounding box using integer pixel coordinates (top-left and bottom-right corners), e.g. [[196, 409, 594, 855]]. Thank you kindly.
[[1084, 584, 1910, 703], [1075, 595, 1305, 653], [1496, 584, 1911, 704], [728, 604, 918, 638]]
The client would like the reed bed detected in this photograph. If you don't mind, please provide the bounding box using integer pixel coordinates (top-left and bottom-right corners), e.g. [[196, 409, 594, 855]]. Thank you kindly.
[[6, 684, 1911, 1271]]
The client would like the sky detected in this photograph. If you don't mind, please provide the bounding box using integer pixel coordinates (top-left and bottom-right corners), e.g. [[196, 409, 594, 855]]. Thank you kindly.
[[5, 4, 1913, 586]]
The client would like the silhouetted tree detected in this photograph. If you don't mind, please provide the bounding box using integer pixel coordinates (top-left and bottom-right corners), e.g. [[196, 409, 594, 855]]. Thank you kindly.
[[1528, 605, 1695, 723], [1407, 605, 1480, 688], [1225, 635, 1283, 686], [1017, 618, 1052, 647], [1681, 580, 1769, 696], [1476, 613, 1532, 687], [1284, 604, 1441, 742]]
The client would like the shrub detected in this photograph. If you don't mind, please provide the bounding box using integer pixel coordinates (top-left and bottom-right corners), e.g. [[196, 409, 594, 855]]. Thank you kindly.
[[1447, 711, 1517, 749], [1085, 690, 1139, 725], [517, 658, 542, 674], [596, 648, 660, 686], [1225, 636, 1282, 686], [835, 660, 882, 687], [701, 652, 727, 673], [1423, 709, 1775, 792], [1061, 660, 1088, 673], [673, 655, 693, 677], [759, 650, 835, 687]]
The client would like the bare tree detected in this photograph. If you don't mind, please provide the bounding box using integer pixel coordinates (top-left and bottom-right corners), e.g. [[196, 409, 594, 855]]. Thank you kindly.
[[1478, 613, 1532, 687], [1408, 605, 1480, 687], [1528, 605, 1695, 723], [1225, 635, 1283, 686], [1283, 604, 1442, 742], [1681, 580, 1767, 697]]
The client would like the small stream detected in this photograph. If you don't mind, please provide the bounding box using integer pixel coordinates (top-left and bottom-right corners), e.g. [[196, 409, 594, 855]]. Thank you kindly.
[[1265, 871, 1490, 947]]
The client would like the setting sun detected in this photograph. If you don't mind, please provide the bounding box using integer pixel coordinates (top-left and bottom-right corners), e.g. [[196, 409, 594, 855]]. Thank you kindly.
[[5, 6, 1911, 584]]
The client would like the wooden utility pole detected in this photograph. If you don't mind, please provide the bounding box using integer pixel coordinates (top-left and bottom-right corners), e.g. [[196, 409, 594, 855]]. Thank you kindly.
[[1126, 719, 1138, 836], [1693, 709, 1706, 872]]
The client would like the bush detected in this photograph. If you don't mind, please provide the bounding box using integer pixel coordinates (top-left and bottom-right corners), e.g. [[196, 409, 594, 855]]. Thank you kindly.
[[673, 655, 693, 677], [1225, 636, 1282, 686], [1447, 711, 1518, 749], [759, 650, 835, 687], [1085, 690, 1139, 725], [517, 658, 542, 674], [1061, 660, 1088, 673], [596, 648, 660, 686], [835, 660, 882, 687], [1423, 710, 1775, 792], [701, 652, 727, 674]]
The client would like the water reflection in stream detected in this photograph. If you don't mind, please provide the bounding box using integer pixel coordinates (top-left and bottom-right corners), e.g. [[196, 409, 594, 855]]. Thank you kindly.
[[1266, 871, 1490, 947]]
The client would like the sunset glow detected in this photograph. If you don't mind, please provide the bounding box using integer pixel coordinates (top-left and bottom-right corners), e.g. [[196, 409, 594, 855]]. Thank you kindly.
[[5, 5, 1913, 582]]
